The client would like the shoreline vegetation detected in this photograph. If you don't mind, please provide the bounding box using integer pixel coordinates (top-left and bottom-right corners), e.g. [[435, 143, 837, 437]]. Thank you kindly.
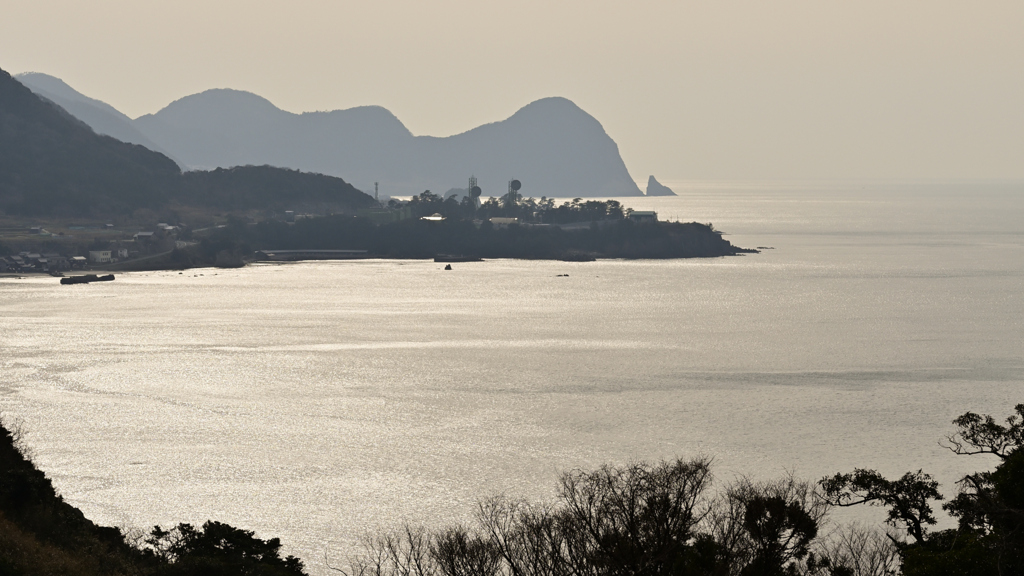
[[2, 404, 1021, 575], [151, 206, 752, 271], [2, 195, 756, 274]]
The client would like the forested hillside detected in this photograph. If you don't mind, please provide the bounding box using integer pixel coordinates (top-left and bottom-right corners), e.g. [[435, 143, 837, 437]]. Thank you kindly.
[[0, 67, 375, 219], [0, 68, 180, 216], [180, 165, 376, 212]]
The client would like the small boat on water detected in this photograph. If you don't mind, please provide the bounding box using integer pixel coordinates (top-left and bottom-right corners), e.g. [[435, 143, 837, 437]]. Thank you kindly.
[[558, 252, 597, 262], [434, 254, 482, 263], [60, 274, 115, 285]]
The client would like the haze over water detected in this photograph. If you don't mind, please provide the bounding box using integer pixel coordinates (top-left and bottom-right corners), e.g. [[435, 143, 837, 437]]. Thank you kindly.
[[1, 181, 1022, 575]]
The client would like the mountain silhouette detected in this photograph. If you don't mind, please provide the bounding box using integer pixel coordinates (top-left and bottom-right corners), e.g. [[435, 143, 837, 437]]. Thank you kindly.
[[16, 72, 645, 200], [411, 97, 642, 199], [132, 89, 413, 188], [1, 68, 374, 217], [75, 86, 639, 198], [15, 72, 182, 166], [0, 68, 180, 216], [134, 90, 641, 198]]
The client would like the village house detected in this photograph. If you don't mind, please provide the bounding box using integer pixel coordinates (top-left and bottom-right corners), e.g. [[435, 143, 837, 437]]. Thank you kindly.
[[42, 253, 69, 271], [88, 250, 112, 264], [628, 211, 658, 223]]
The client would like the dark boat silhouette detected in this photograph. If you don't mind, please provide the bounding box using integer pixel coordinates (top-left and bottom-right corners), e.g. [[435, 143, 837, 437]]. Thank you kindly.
[[60, 274, 115, 285], [434, 255, 482, 263], [558, 251, 597, 262]]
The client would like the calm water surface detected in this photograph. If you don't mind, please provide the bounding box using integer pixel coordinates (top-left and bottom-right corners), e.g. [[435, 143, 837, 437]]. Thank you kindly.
[[1, 181, 1022, 574]]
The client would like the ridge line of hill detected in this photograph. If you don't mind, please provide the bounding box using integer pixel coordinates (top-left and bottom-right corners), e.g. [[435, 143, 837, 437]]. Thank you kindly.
[[17, 72, 644, 198], [1, 66, 377, 219]]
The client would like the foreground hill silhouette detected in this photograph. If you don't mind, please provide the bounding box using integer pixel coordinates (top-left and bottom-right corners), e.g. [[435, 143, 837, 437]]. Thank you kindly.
[[5, 399, 1020, 575], [17, 73, 644, 198], [0, 68, 180, 216], [0, 417, 307, 575], [15, 72, 182, 165], [0, 68, 375, 218]]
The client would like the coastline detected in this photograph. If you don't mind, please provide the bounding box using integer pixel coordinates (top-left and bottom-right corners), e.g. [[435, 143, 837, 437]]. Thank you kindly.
[[1, 197, 756, 274]]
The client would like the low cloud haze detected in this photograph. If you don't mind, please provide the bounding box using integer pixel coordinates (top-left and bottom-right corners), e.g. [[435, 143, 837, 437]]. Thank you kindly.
[[4, 0, 1022, 181]]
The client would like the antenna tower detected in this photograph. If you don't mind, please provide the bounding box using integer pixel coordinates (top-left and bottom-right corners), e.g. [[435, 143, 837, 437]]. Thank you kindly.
[[468, 176, 481, 209], [507, 178, 522, 208]]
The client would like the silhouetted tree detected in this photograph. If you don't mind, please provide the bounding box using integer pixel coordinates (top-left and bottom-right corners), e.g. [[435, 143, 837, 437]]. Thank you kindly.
[[556, 457, 714, 574], [820, 470, 941, 545], [144, 521, 307, 576], [945, 403, 1024, 460]]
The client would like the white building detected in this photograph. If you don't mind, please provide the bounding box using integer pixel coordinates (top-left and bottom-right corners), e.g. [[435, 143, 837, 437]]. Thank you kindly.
[[88, 250, 112, 263], [489, 217, 519, 228]]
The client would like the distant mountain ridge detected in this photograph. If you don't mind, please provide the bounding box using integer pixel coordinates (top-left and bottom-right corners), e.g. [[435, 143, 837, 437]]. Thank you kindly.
[[1, 68, 375, 217], [15, 72, 183, 166], [18, 74, 644, 198], [135, 90, 642, 198]]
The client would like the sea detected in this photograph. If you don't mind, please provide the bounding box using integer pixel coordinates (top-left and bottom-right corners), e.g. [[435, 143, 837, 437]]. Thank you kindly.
[[1, 180, 1022, 574]]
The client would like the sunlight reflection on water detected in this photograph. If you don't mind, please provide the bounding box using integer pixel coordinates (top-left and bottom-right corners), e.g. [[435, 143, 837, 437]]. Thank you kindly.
[[1, 181, 1022, 574]]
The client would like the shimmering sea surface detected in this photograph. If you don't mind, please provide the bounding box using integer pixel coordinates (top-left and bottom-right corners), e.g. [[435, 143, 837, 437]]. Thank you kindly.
[[1, 181, 1022, 574]]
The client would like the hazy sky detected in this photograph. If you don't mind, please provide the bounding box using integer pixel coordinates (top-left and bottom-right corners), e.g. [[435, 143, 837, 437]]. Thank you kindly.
[[4, 1, 1023, 181]]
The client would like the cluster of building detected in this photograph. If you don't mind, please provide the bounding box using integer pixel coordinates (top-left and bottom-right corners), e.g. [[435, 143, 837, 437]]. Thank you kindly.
[[1, 223, 184, 273], [0, 252, 87, 273], [417, 212, 658, 228], [0, 248, 143, 272]]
